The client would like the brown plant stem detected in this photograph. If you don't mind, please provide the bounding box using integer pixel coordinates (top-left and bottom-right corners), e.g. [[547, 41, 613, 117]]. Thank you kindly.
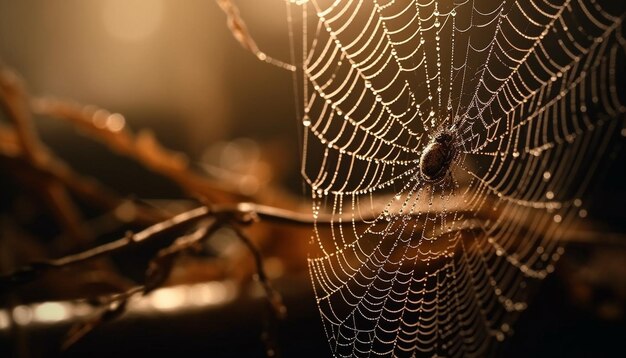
[[215, 0, 296, 71], [0, 68, 90, 245], [0, 125, 166, 225], [0, 201, 481, 292], [32, 97, 250, 203]]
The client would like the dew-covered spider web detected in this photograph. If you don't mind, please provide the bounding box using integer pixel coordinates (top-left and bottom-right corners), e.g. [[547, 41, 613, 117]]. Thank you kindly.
[[284, 0, 626, 356]]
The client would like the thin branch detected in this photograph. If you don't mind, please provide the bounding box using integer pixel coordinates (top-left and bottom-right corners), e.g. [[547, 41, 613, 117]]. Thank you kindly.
[[0, 201, 480, 292], [32, 97, 251, 203], [231, 224, 285, 357], [0, 125, 166, 225], [2, 196, 621, 293], [62, 286, 143, 350], [143, 221, 218, 293], [215, 0, 296, 71], [231, 224, 286, 318], [0, 68, 90, 245], [0, 68, 41, 162], [63, 223, 219, 349], [0, 206, 210, 292]]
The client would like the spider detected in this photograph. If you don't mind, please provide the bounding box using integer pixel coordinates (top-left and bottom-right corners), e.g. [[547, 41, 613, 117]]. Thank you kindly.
[[419, 126, 459, 184]]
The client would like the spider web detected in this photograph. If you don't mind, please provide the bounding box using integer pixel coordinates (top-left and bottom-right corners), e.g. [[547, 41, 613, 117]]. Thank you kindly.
[[286, 0, 626, 356]]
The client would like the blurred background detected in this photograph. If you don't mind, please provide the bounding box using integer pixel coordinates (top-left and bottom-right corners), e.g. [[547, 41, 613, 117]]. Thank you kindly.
[[0, 0, 625, 357], [0, 0, 302, 195]]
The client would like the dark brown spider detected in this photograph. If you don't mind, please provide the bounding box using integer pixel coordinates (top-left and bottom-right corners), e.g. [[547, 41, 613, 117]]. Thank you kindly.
[[419, 130, 458, 183]]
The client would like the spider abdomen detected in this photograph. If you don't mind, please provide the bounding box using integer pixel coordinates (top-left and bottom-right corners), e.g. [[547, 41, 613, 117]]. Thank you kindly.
[[419, 136, 456, 183]]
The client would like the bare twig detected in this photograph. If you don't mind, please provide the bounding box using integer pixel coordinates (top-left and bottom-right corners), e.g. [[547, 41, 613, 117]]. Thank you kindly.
[[57, 205, 299, 351], [62, 286, 143, 350], [62, 223, 220, 349], [0, 197, 500, 293], [3, 196, 621, 293], [0, 125, 165, 225], [232, 225, 286, 318], [0, 68, 42, 162], [0, 68, 90, 245], [143, 221, 217, 293], [0, 206, 211, 291], [215, 0, 296, 71], [33, 98, 251, 203], [232, 225, 285, 357]]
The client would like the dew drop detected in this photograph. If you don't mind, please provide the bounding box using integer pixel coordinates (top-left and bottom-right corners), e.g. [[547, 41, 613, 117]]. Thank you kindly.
[[543, 171, 551, 181], [546, 191, 554, 199]]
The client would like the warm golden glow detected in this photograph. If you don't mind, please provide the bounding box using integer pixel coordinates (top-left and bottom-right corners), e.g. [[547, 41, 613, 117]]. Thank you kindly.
[[149, 286, 187, 311], [12, 306, 33, 326], [0, 310, 10, 329], [33, 302, 69, 322], [101, 0, 164, 42]]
